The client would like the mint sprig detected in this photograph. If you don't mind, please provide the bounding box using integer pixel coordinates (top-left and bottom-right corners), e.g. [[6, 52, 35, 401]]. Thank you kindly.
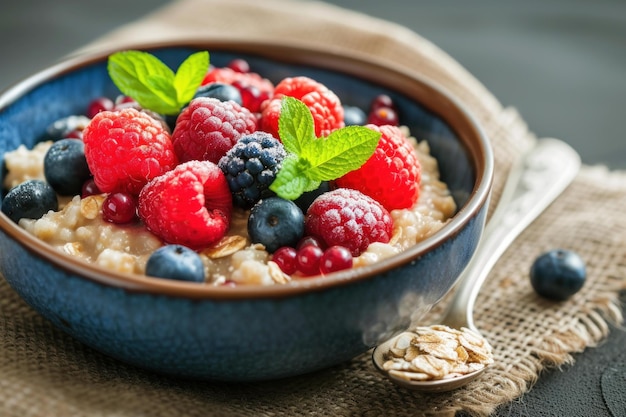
[[270, 96, 381, 200], [107, 50, 209, 115]]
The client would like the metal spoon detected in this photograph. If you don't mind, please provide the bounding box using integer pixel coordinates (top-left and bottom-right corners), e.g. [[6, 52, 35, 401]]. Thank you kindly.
[[372, 137, 581, 392]]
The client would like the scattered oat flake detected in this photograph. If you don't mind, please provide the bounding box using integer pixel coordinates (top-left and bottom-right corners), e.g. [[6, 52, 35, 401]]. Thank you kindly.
[[201, 235, 248, 259]]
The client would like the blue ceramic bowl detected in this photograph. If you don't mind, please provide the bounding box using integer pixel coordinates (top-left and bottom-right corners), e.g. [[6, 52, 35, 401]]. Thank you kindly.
[[0, 40, 492, 381]]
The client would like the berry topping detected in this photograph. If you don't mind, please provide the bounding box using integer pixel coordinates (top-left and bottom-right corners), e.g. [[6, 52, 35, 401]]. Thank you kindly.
[[1, 180, 58, 223], [102, 192, 138, 224], [305, 188, 393, 256], [227, 58, 250, 73], [370, 94, 397, 112], [201, 65, 274, 107], [43, 115, 90, 141], [43, 138, 91, 196], [138, 160, 232, 249], [145, 244, 205, 283], [193, 83, 242, 106], [260, 76, 344, 139], [247, 197, 305, 253], [367, 106, 399, 126], [335, 124, 421, 211], [83, 107, 178, 195], [271, 246, 298, 275], [171, 97, 257, 164], [343, 105, 367, 126], [319, 245, 353, 274], [86, 96, 115, 118], [530, 249, 587, 301], [232, 80, 271, 113], [218, 132, 286, 209], [81, 179, 101, 198], [296, 244, 324, 276]]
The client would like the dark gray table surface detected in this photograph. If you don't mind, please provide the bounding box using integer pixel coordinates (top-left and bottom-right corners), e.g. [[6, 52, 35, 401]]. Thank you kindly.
[[1, 1, 625, 416]]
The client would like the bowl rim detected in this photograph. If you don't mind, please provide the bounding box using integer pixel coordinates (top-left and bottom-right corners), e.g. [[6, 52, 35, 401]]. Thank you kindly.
[[0, 38, 493, 300]]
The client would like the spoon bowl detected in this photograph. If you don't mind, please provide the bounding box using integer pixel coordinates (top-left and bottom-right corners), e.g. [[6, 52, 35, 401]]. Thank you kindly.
[[373, 138, 581, 391]]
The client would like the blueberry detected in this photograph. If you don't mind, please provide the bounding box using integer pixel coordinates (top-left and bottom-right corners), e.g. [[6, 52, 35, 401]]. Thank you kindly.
[[44, 138, 91, 196], [343, 105, 367, 126], [294, 181, 331, 212], [194, 83, 242, 105], [145, 245, 205, 283], [248, 197, 304, 253], [530, 249, 586, 301], [1, 180, 58, 223]]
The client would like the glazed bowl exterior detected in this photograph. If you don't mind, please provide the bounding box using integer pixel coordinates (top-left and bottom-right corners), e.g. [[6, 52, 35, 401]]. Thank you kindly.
[[0, 40, 492, 381]]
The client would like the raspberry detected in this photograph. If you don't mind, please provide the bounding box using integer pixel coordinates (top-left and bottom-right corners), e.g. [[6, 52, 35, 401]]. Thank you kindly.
[[83, 107, 178, 195], [260, 76, 344, 139], [218, 132, 286, 209], [171, 97, 257, 164], [138, 160, 232, 249], [304, 188, 393, 256], [202, 66, 274, 111], [335, 124, 421, 211]]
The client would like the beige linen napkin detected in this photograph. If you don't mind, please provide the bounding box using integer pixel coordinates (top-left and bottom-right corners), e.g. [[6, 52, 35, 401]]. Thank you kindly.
[[1, 1, 625, 416]]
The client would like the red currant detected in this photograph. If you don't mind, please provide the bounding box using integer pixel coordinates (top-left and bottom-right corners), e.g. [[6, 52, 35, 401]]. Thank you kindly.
[[115, 95, 137, 106], [320, 246, 353, 274], [296, 244, 324, 276], [102, 192, 137, 224], [370, 94, 396, 112], [232, 81, 270, 113], [227, 59, 250, 73], [296, 236, 325, 251], [367, 106, 399, 126], [87, 97, 114, 118], [272, 246, 298, 275], [81, 178, 101, 198], [65, 129, 83, 139]]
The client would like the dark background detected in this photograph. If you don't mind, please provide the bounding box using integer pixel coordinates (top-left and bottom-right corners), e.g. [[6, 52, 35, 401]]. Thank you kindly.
[[1, 1, 625, 416]]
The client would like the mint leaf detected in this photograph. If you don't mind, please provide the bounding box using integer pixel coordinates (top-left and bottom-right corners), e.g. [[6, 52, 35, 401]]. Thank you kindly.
[[304, 126, 380, 180], [278, 96, 315, 155], [270, 97, 381, 200], [173, 51, 210, 105], [270, 155, 321, 200], [108, 50, 209, 115]]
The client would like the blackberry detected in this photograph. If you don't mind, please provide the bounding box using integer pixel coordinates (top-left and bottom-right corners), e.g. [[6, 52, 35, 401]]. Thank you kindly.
[[218, 132, 286, 209]]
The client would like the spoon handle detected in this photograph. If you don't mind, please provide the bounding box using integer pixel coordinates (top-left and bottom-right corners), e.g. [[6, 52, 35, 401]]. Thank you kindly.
[[442, 138, 581, 331]]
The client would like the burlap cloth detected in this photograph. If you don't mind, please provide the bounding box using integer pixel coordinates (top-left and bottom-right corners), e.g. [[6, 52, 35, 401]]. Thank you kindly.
[[1, 0, 625, 416]]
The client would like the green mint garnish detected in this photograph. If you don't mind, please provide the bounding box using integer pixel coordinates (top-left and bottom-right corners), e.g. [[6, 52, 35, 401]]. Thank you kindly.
[[270, 96, 381, 200], [107, 50, 209, 115]]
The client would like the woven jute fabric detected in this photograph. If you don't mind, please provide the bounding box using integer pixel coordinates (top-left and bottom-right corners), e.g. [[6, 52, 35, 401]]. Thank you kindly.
[[1, 1, 625, 416]]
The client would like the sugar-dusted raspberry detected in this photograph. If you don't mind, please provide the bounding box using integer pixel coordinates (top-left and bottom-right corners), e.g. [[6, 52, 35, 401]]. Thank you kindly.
[[304, 188, 393, 257], [260, 76, 344, 139], [83, 107, 177, 195], [335, 124, 421, 211], [138, 160, 232, 249], [171, 97, 257, 164]]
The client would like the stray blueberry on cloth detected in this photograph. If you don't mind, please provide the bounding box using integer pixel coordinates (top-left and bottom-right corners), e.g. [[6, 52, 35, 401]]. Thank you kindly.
[[530, 249, 586, 301]]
